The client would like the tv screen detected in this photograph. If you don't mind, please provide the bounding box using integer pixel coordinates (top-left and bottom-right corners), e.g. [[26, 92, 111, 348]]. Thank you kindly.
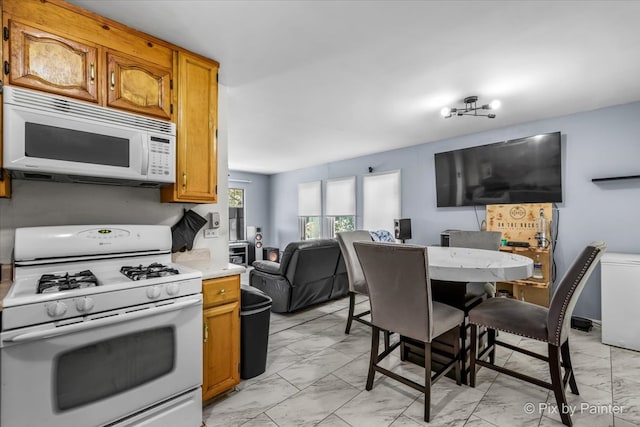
[[434, 132, 562, 207]]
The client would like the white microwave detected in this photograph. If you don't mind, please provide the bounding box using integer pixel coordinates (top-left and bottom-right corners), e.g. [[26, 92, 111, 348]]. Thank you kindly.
[[3, 86, 176, 187]]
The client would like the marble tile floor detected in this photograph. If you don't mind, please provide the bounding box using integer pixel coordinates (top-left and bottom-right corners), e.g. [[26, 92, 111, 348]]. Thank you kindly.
[[203, 294, 640, 427]]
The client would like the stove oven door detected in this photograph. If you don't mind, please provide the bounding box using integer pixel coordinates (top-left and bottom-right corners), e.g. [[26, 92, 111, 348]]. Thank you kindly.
[[0, 294, 203, 427]]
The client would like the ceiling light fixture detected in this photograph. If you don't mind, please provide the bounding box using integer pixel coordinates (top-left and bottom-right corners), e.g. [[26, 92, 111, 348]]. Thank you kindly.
[[440, 96, 501, 119]]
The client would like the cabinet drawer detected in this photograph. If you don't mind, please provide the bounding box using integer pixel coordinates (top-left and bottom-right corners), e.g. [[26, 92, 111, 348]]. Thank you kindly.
[[203, 276, 240, 308]]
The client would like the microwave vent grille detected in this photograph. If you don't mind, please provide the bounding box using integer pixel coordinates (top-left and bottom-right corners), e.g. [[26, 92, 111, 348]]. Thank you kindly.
[[5, 87, 175, 135]]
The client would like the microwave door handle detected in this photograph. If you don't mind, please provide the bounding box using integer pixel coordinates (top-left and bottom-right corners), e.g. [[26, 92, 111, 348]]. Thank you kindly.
[[141, 137, 150, 175], [4, 297, 202, 344]]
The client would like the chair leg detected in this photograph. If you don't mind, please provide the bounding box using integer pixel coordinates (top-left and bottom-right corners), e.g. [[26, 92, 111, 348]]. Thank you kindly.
[[424, 341, 432, 422], [488, 329, 496, 364], [384, 330, 391, 350], [345, 292, 356, 334], [561, 340, 579, 395], [469, 324, 478, 388], [549, 343, 572, 427], [453, 324, 462, 386], [366, 326, 380, 391], [460, 321, 467, 385]]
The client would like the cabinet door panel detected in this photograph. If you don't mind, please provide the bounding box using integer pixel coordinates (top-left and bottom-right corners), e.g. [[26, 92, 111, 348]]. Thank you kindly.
[[8, 20, 99, 102], [107, 51, 172, 119], [161, 52, 218, 203], [202, 301, 240, 401]]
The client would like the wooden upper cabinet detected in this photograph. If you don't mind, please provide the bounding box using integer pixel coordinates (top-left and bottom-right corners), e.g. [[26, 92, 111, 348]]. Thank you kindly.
[[161, 52, 218, 203], [7, 20, 100, 103], [106, 51, 172, 119]]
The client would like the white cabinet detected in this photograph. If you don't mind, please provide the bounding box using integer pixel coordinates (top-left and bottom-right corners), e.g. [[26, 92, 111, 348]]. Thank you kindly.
[[601, 252, 640, 351]]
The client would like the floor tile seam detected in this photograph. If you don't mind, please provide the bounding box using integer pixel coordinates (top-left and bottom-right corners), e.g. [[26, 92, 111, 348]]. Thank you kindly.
[[268, 311, 336, 335], [285, 329, 376, 363], [232, 372, 304, 421], [283, 335, 352, 358], [276, 371, 303, 393], [466, 414, 500, 426], [273, 372, 361, 426], [394, 392, 422, 426], [263, 411, 280, 427], [468, 346, 549, 426], [614, 413, 640, 426], [331, 346, 370, 361], [322, 373, 388, 427]]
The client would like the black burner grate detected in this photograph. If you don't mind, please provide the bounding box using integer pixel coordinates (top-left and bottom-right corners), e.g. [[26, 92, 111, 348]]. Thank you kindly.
[[37, 270, 98, 294], [120, 262, 179, 281]]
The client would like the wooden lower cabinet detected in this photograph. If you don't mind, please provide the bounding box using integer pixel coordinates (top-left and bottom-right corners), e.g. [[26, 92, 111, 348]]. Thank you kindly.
[[202, 275, 240, 401], [0, 171, 11, 198]]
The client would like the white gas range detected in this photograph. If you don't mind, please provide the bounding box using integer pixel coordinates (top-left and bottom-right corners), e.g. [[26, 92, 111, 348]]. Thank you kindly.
[[1, 225, 204, 427]]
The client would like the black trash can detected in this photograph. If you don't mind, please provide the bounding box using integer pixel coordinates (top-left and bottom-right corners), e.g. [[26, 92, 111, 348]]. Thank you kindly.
[[240, 285, 272, 379]]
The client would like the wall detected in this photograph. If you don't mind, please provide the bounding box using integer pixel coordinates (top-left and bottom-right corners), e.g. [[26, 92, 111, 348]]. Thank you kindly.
[[228, 171, 272, 244], [269, 101, 640, 320], [0, 86, 231, 271]]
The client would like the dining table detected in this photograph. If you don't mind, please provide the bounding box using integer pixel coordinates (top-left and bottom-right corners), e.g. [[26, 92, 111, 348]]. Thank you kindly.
[[427, 245, 534, 283], [401, 245, 534, 383]]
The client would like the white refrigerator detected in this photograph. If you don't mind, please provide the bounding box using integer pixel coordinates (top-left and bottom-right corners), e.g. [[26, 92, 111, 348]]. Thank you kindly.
[[601, 252, 640, 351]]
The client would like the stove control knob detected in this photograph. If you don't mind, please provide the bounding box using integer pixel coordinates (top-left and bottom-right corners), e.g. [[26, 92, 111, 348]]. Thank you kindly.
[[147, 285, 161, 300], [46, 301, 68, 318], [166, 283, 180, 296], [75, 297, 95, 312]]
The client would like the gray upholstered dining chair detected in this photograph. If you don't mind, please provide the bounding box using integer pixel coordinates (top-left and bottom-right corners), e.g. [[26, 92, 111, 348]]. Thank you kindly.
[[354, 241, 464, 422], [338, 230, 396, 349], [469, 242, 606, 427], [336, 230, 374, 334]]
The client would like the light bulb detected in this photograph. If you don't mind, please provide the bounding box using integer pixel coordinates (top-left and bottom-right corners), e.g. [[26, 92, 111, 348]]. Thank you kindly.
[[440, 107, 451, 117], [489, 99, 501, 110]]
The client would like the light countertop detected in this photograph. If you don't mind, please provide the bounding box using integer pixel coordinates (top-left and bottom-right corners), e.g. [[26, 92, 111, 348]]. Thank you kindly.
[[172, 248, 245, 280], [177, 260, 245, 280]]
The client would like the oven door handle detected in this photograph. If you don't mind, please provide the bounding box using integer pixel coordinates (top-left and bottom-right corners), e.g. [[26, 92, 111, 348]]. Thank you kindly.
[[4, 297, 202, 344]]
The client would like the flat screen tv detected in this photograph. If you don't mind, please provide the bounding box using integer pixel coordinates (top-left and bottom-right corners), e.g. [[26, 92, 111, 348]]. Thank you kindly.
[[434, 131, 562, 207]]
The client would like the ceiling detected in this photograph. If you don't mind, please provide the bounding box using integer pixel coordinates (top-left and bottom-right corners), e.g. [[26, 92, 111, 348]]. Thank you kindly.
[[70, 1, 640, 174]]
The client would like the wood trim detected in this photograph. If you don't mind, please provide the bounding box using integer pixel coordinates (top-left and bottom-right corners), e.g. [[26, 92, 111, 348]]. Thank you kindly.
[[3, 0, 219, 67]]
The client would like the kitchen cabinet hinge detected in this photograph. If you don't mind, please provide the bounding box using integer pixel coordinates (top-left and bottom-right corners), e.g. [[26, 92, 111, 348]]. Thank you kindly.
[[215, 185, 218, 195], [3, 27, 9, 41], [170, 79, 173, 90], [0, 80, 3, 94], [170, 104, 173, 114], [3, 61, 9, 75], [215, 129, 218, 140], [216, 73, 219, 83]]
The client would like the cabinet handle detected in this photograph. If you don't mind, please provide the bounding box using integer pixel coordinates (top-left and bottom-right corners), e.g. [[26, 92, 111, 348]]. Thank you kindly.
[[204, 322, 208, 343], [90, 63, 95, 84], [110, 71, 115, 91], [182, 172, 187, 188], [219, 289, 225, 295]]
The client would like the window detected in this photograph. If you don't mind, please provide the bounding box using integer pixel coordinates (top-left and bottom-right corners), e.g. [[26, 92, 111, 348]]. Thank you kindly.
[[298, 181, 321, 240], [362, 170, 401, 232], [325, 176, 356, 238], [229, 188, 245, 241]]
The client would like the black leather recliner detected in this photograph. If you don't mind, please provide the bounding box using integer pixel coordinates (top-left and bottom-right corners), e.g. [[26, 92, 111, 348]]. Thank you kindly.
[[249, 239, 348, 313]]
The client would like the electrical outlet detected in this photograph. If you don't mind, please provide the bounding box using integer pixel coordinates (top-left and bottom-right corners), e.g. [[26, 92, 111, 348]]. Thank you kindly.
[[204, 229, 219, 239]]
